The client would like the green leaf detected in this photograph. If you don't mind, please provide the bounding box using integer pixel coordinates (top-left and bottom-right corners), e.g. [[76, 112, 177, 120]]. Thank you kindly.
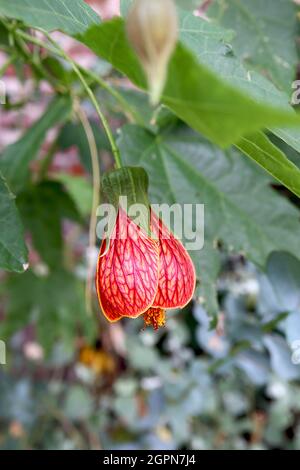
[[2, 268, 93, 352], [78, 17, 300, 148], [118, 124, 300, 284], [106, 87, 157, 130], [122, 6, 300, 154], [173, 9, 300, 155], [0, 21, 9, 46], [175, 0, 201, 10], [236, 132, 300, 198], [208, 0, 298, 93], [52, 173, 93, 217], [64, 386, 94, 421], [57, 120, 109, 174], [264, 334, 300, 380], [266, 252, 300, 312], [0, 0, 100, 34], [121, 0, 202, 16], [176, 10, 283, 107], [0, 96, 72, 192], [41, 56, 72, 86], [0, 173, 27, 272], [17, 181, 80, 269], [273, 127, 300, 155]]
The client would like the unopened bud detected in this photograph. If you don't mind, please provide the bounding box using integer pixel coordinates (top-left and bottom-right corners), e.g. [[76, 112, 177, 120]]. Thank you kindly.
[[127, 0, 178, 106]]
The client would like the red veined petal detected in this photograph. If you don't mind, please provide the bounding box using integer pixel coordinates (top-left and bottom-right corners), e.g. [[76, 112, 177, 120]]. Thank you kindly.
[[96, 209, 159, 322], [151, 211, 196, 309]]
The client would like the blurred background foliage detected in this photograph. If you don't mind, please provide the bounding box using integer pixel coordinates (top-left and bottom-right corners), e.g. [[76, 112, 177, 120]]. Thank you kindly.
[[1, 0, 300, 450]]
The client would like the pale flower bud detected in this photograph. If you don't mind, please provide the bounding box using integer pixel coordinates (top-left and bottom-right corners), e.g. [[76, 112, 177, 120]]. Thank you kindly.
[[127, 0, 178, 106]]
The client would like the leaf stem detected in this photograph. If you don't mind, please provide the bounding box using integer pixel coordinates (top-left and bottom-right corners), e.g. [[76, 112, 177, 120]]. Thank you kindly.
[[14, 33, 66, 93], [78, 68, 143, 125], [13, 27, 122, 168], [12, 28, 139, 122], [75, 100, 101, 317], [45, 30, 122, 168]]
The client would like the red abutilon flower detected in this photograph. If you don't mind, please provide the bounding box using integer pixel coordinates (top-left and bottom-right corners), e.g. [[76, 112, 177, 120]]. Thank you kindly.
[[96, 208, 196, 330]]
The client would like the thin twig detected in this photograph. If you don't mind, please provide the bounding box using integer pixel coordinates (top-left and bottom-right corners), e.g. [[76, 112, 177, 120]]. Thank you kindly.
[[15, 28, 133, 117], [3, 23, 122, 168], [10, 29, 66, 92], [75, 101, 101, 317], [39, 29, 122, 169], [78, 67, 143, 125]]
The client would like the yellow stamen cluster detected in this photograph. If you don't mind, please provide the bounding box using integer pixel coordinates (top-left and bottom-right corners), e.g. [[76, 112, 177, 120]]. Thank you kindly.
[[143, 307, 166, 330]]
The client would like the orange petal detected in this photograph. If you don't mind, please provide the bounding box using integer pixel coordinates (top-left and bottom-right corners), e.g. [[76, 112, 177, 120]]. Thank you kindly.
[[96, 209, 159, 322], [151, 211, 196, 309]]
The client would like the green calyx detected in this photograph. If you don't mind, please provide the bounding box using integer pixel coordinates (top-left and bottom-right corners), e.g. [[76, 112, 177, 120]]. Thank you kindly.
[[101, 166, 151, 235]]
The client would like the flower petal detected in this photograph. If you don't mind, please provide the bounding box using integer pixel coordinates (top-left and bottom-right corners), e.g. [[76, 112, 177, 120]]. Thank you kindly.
[[96, 209, 159, 322], [151, 211, 196, 309]]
